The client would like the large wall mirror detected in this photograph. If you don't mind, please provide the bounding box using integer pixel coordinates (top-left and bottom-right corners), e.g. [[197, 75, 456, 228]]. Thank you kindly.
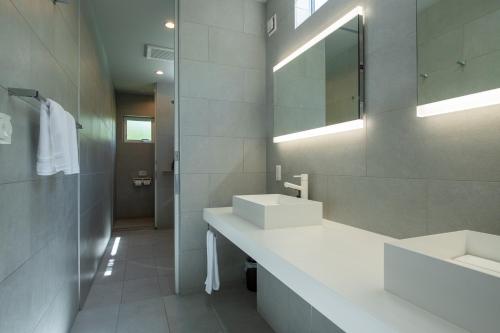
[[273, 10, 364, 142], [417, 0, 500, 114]]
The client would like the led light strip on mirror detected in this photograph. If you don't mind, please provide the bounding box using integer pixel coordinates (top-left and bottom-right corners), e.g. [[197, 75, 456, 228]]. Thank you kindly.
[[273, 119, 364, 143], [273, 6, 364, 73], [272, 5, 364, 143], [417, 88, 500, 118]]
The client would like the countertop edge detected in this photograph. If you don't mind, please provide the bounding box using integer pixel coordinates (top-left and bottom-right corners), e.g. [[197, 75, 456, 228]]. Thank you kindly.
[[203, 207, 397, 333]]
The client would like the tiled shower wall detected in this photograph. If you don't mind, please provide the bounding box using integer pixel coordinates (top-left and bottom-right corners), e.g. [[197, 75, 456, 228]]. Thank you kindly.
[[0, 0, 80, 331], [178, 0, 267, 293], [0, 0, 115, 331], [79, 0, 116, 305], [114, 93, 155, 219], [267, 0, 500, 238]]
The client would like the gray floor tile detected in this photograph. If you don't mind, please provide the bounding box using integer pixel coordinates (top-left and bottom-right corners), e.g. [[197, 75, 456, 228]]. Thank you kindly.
[[156, 255, 175, 275], [83, 281, 123, 310], [116, 298, 169, 333], [122, 277, 162, 304], [94, 259, 126, 284], [163, 294, 223, 333], [125, 257, 157, 280], [153, 241, 175, 258], [71, 305, 119, 333], [71, 229, 273, 333], [214, 300, 273, 333], [158, 274, 175, 297], [125, 244, 154, 259], [103, 237, 128, 260]]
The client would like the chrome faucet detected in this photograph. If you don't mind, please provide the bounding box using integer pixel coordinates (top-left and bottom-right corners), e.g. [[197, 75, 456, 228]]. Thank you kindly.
[[284, 174, 308, 199]]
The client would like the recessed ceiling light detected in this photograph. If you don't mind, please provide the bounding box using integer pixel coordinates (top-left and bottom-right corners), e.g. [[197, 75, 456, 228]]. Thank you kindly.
[[165, 21, 175, 29], [155, 70, 164, 75]]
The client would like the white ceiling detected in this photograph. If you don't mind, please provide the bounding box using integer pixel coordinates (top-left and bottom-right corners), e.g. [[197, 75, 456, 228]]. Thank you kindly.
[[91, 0, 175, 95]]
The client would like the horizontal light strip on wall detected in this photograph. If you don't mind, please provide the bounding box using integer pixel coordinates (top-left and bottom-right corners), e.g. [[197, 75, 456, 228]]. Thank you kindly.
[[273, 6, 364, 73], [417, 88, 500, 118], [273, 119, 364, 143]]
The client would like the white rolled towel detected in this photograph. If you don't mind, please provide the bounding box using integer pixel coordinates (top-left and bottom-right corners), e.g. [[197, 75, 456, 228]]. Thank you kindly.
[[204, 229, 220, 294], [37, 99, 79, 176]]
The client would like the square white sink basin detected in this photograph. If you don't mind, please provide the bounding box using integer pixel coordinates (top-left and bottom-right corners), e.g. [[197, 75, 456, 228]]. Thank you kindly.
[[232, 194, 322, 229], [384, 230, 500, 333]]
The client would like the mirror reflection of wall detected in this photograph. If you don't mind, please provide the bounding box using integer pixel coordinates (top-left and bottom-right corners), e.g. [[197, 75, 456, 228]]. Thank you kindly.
[[273, 15, 362, 137], [325, 22, 359, 125], [417, 0, 500, 105]]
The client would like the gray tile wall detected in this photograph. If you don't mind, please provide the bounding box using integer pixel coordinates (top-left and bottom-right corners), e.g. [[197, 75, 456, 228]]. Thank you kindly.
[[267, 0, 500, 238], [79, 0, 116, 306], [0, 0, 80, 331], [0, 0, 115, 330], [257, 265, 344, 333], [114, 93, 155, 219], [178, 0, 267, 293]]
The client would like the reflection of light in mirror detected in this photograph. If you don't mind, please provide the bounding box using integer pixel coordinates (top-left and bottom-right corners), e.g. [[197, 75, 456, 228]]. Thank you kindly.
[[273, 119, 363, 143], [273, 6, 363, 73], [417, 88, 500, 118], [104, 259, 115, 277], [111, 237, 121, 256]]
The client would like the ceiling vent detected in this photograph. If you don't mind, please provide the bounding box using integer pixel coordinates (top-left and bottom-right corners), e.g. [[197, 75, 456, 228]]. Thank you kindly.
[[145, 44, 174, 62]]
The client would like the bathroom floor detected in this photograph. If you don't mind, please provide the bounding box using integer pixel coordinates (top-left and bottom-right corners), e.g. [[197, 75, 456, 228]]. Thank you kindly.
[[113, 217, 155, 231], [71, 229, 274, 333]]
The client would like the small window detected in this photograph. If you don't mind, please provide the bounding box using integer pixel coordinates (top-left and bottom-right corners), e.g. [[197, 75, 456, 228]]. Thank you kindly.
[[124, 116, 154, 143], [295, 0, 329, 28]]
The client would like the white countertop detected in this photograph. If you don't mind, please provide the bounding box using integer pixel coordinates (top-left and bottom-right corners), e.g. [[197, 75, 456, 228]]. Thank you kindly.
[[204, 207, 469, 333]]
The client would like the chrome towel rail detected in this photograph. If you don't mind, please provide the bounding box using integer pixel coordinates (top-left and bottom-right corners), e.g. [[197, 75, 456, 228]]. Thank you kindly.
[[7, 88, 83, 129]]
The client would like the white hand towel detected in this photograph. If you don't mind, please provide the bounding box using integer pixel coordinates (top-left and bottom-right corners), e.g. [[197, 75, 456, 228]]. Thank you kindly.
[[64, 110, 80, 174], [205, 230, 220, 294], [36, 100, 54, 175], [37, 99, 80, 176]]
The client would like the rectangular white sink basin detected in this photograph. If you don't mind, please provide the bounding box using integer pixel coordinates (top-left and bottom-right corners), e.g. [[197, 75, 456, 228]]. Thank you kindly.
[[384, 230, 500, 333], [232, 194, 322, 229]]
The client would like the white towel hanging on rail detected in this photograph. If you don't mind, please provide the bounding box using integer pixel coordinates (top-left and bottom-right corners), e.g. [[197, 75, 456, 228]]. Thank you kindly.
[[37, 99, 79, 176], [205, 229, 220, 294]]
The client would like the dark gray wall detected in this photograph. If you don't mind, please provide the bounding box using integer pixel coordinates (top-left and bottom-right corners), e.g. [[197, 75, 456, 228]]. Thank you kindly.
[[267, 0, 500, 238], [79, 0, 116, 305], [0, 0, 114, 331], [178, 0, 267, 293], [115, 92, 155, 219], [0, 0, 80, 331], [155, 82, 175, 229]]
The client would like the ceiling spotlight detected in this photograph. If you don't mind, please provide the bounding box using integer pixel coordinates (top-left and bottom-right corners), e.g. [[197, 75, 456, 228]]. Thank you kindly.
[[155, 70, 164, 75], [165, 21, 175, 29]]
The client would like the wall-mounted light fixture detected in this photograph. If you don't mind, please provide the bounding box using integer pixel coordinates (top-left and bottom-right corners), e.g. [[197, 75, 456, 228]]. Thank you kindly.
[[165, 21, 175, 29], [155, 70, 164, 75], [417, 88, 500, 118], [273, 119, 364, 143], [273, 6, 363, 73]]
